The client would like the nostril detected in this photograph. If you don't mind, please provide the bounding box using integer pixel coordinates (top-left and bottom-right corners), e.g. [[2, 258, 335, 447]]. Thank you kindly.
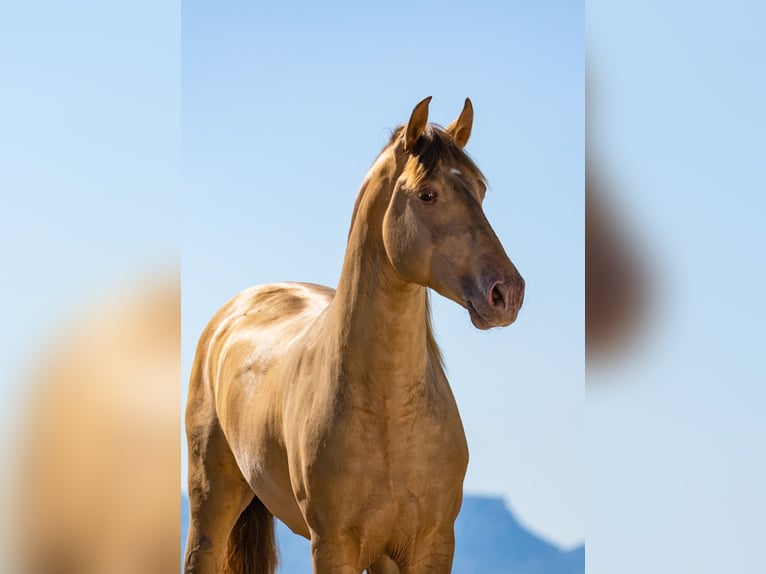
[[490, 283, 506, 309]]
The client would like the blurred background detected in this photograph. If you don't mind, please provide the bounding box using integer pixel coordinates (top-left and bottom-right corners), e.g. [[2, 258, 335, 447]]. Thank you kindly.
[[0, 2, 180, 572], [587, 1, 766, 573]]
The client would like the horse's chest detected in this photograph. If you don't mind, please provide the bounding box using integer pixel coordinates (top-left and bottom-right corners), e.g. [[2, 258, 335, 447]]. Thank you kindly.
[[313, 398, 468, 491], [291, 385, 468, 547], [303, 406, 467, 547]]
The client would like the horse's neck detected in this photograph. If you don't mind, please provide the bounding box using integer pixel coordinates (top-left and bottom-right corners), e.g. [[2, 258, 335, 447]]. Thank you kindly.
[[327, 183, 429, 394]]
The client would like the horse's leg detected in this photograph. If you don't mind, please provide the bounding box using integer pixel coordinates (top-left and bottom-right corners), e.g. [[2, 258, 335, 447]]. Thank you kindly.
[[184, 411, 253, 574], [310, 534, 363, 574], [400, 530, 455, 574], [368, 555, 400, 574]]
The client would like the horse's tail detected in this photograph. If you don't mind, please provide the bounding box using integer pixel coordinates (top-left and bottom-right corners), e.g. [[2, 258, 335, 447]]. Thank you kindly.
[[220, 496, 278, 574]]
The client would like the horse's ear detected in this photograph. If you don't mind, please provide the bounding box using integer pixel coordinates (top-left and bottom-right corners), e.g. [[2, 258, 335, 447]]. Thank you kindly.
[[405, 96, 432, 150], [446, 98, 474, 147]]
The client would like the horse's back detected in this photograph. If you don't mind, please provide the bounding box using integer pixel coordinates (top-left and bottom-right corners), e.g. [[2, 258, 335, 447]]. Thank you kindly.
[[190, 282, 334, 424]]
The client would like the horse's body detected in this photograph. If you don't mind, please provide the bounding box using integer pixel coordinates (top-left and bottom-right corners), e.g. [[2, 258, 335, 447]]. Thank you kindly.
[[185, 98, 525, 574]]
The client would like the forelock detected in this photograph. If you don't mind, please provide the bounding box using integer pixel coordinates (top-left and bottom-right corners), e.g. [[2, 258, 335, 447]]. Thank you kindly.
[[388, 124, 486, 185]]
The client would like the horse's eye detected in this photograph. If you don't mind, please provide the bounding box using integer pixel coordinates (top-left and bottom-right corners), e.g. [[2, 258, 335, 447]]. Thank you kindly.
[[418, 190, 437, 203]]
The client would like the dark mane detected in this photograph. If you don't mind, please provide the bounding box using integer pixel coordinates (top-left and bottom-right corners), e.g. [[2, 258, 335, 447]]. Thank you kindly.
[[388, 124, 487, 186]]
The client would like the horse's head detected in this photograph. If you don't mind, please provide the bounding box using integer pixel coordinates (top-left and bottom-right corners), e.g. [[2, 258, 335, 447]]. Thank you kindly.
[[382, 97, 525, 329]]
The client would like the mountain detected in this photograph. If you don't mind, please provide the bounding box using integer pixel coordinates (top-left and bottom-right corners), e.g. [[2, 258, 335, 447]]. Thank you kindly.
[[452, 496, 584, 574], [181, 494, 584, 574]]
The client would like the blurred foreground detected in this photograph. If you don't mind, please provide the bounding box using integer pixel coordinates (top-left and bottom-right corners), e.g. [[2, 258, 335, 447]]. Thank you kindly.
[[7, 278, 181, 574]]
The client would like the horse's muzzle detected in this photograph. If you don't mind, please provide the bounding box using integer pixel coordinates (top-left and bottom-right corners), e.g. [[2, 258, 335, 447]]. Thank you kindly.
[[466, 269, 525, 329]]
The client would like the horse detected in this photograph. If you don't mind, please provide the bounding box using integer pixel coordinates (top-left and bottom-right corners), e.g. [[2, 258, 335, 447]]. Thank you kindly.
[[184, 97, 525, 574]]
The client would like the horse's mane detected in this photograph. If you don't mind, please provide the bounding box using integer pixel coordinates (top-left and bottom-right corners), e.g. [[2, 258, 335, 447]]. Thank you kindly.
[[425, 291, 447, 381]]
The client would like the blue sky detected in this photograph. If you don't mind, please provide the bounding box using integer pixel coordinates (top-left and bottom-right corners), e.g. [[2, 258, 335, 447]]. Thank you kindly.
[[0, 5, 179, 416], [182, 1, 583, 549]]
